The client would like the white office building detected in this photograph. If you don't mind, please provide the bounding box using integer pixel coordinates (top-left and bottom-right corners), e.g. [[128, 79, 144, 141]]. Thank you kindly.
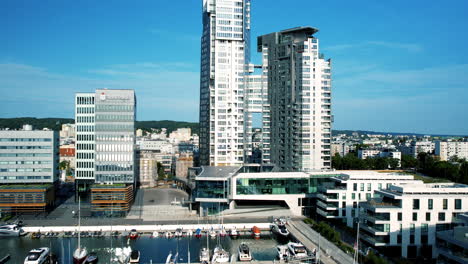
[[360, 183, 468, 258], [316, 171, 421, 227], [75, 89, 136, 191], [435, 141, 468, 161], [257, 27, 332, 171], [0, 126, 59, 184], [199, 0, 251, 166]]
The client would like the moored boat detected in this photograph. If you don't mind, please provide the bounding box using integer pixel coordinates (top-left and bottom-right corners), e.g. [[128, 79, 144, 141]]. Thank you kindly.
[[128, 229, 139, 239], [129, 250, 140, 263], [199, 248, 210, 263], [229, 227, 238, 238], [83, 252, 98, 264], [238, 242, 252, 261], [73, 247, 88, 264], [212, 246, 230, 263], [251, 226, 261, 239], [287, 242, 308, 259], [24, 247, 50, 264], [195, 228, 202, 238], [276, 245, 290, 261]]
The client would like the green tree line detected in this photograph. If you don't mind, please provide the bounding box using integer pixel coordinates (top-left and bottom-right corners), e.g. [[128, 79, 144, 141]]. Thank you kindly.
[[332, 153, 400, 170]]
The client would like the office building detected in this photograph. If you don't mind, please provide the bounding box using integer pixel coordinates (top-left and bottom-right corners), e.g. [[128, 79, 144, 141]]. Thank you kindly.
[[435, 141, 468, 161], [316, 171, 421, 227], [360, 183, 468, 258], [257, 27, 332, 171], [75, 89, 136, 215], [137, 151, 158, 188], [0, 125, 59, 214], [199, 0, 251, 166]]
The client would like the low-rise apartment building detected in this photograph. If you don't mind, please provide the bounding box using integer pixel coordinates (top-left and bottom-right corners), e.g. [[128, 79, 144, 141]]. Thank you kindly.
[[316, 171, 421, 227], [360, 183, 468, 259]]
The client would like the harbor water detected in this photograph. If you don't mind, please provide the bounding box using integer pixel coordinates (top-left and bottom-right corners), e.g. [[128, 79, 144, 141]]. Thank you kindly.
[[0, 234, 282, 263]]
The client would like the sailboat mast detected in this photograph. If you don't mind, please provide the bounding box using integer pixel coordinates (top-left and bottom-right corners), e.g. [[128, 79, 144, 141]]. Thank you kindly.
[[78, 196, 81, 251]]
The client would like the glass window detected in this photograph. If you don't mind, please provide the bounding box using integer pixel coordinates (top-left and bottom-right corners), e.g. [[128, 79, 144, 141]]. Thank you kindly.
[[443, 199, 448, 210], [367, 183, 371, 191], [413, 212, 418, 221], [438, 212, 445, 221], [353, 183, 357, 191], [410, 223, 415, 232], [378, 183, 382, 190], [351, 193, 356, 200], [426, 212, 431, 221], [421, 224, 428, 233], [413, 199, 420, 210], [428, 199, 433, 210], [398, 213, 402, 221], [360, 183, 364, 191], [455, 199, 462, 210]]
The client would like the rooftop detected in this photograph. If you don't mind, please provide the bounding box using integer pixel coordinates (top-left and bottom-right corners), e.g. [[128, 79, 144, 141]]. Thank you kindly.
[[196, 166, 242, 179], [280, 26, 319, 36]]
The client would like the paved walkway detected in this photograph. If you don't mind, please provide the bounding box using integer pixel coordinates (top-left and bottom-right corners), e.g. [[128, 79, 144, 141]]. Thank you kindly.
[[288, 221, 354, 264]]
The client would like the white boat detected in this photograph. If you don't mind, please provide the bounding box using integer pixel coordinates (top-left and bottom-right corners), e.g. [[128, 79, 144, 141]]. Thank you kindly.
[[219, 227, 227, 237], [287, 242, 308, 259], [229, 227, 238, 237], [212, 246, 230, 263], [175, 228, 183, 237], [152, 231, 159, 238], [186, 229, 193, 236], [114, 247, 132, 263], [130, 250, 140, 263], [0, 224, 22, 237], [73, 197, 88, 264], [276, 245, 290, 261], [24, 247, 50, 264], [199, 248, 210, 263], [165, 231, 174, 238], [238, 243, 252, 261], [165, 252, 173, 264], [166, 252, 179, 264], [272, 218, 290, 238], [209, 228, 217, 238]]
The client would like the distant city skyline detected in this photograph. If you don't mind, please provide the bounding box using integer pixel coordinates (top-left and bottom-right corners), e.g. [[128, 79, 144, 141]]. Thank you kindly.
[[1, 0, 468, 135]]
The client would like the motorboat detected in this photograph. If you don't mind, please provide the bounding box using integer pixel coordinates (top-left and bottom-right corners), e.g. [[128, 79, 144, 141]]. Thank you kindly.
[[31, 232, 41, 239], [212, 246, 230, 263], [229, 227, 238, 238], [128, 229, 139, 239], [24, 247, 50, 264], [271, 222, 290, 238], [152, 231, 159, 238], [165, 252, 172, 264], [129, 250, 140, 263], [186, 229, 193, 236], [165, 231, 174, 238], [113, 247, 131, 264], [0, 224, 22, 237], [276, 245, 290, 261], [209, 228, 217, 238], [83, 252, 98, 264], [199, 248, 210, 263], [174, 228, 183, 237], [251, 226, 261, 239], [287, 242, 308, 259], [111, 231, 120, 237], [219, 227, 227, 237], [238, 243, 252, 261], [195, 228, 202, 238]]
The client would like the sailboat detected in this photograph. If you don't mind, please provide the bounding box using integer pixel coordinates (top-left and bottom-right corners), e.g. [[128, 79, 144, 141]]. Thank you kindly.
[[199, 228, 210, 263], [73, 197, 88, 264], [211, 200, 230, 263]]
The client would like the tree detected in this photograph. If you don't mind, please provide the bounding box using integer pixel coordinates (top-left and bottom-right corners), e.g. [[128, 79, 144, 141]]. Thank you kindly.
[[401, 154, 418, 169], [157, 162, 165, 180], [388, 158, 400, 170]]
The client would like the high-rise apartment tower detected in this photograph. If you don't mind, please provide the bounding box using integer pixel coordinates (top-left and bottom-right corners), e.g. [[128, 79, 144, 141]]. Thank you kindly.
[[258, 27, 332, 171], [199, 0, 251, 166]]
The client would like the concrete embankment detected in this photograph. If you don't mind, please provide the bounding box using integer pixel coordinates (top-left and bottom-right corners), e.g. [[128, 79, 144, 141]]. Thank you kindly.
[[22, 223, 271, 233]]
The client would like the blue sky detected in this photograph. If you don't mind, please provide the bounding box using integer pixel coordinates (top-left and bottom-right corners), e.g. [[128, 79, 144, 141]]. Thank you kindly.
[[1, 0, 467, 135]]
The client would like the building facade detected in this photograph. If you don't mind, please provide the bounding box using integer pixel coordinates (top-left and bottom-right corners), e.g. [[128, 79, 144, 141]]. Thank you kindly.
[[137, 151, 158, 188], [435, 141, 468, 161], [316, 171, 421, 227], [0, 128, 59, 184], [257, 27, 332, 171], [436, 214, 468, 264], [199, 0, 251, 166], [360, 183, 468, 259]]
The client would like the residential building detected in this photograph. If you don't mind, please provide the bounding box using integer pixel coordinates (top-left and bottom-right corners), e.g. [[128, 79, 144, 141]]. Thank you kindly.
[[59, 123, 75, 139], [137, 151, 158, 188], [436, 214, 468, 264], [257, 27, 332, 171], [169, 128, 192, 143], [59, 144, 75, 169], [75, 89, 136, 215], [199, 0, 251, 166], [174, 153, 194, 180], [410, 141, 435, 157], [331, 142, 350, 157], [360, 183, 468, 258], [358, 149, 401, 165], [358, 149, 382, 159], [435, 141, 468, 161], [137, 139, 174, 154], [316, 171, 421, 227], [0, 126, 59, 214]]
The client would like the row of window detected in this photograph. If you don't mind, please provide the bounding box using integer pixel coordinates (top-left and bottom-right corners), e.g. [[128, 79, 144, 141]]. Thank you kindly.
[[413, 198, 462, 210], [0, 176, 51, 180], [0, 161, 51, 165], [0, 146, 52, 149], [0, 168, 52, 172], [95, 104, 134, 112], [76, 96, 94, 105], [76, 107, 94, 114], [96, 164, 133, 171], [398, 211, 453, 222], [0, 138, 52, 142], [0, 153, 52, 157], [95, 114, 134, 121]]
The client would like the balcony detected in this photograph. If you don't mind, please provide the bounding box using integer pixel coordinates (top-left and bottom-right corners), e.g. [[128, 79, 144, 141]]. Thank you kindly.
[[317, 200, 339, 210], [317, 208, 341, 219], [360, 233, 388, 247], [361, 224, 389, 235], [365, 213, 391, 223]]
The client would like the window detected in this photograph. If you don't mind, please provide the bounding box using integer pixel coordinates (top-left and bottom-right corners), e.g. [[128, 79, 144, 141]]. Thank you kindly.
[[353, 183, 357, 191], [428, 199, 433, 210], [384, 224, 390, 232], [367, 183, 371, 191], [413, 199, 420, 210], [421, 224, 428, 233], [413, 212, 418, 221], [351, 193, 356, 200], [366, 193, 371, 200], [398, 213, 402, 221], [378, 183, 382, 190], [443, 199, 448, 210], [455, 199, 462, 210], [426, 212, 431, 221], [410, 224, 415, 232], [438, 212, 445, 221], [360, 183, 364, 191]]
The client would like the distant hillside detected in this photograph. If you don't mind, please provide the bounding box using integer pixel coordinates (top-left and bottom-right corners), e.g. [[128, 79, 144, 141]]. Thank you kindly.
[[0, 118, 74, 131], [0, 118, 199, 135]]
